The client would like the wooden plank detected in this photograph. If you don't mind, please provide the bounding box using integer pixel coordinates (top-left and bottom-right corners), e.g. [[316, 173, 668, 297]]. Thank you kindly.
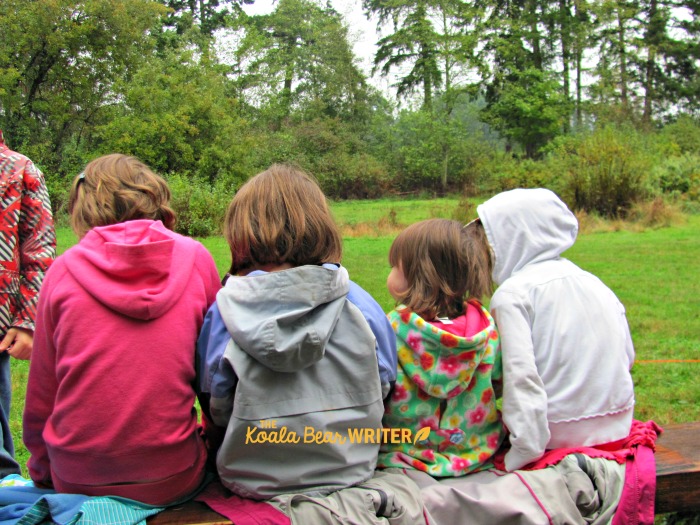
[[147, 501, 231, 525], [654, 422, 700, 514]]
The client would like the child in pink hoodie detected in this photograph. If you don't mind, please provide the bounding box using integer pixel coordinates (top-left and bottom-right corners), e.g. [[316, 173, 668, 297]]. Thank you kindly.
[[23, 154, 221, 505]]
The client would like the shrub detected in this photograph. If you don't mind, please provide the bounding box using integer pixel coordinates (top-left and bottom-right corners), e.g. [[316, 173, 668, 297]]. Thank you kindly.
[[549, 126, 654, 218], [660, 115, 700, 156], [451, 197, 477, 224], [316, 153, 392, 199], [481, 155, 565, 195], [44, 174, 72, 226], [627, 197, 686, 228], [167, 174, 231, 237], [652, 154, 700, 198]]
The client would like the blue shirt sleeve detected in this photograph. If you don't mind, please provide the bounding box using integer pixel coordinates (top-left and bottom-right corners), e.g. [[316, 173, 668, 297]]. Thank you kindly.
[[196, 302, 237, 398], [347, 280, 397, 398]]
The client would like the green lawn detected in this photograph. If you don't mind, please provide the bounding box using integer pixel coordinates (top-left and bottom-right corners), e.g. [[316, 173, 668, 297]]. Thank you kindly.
[[9, 200, 700, 478]]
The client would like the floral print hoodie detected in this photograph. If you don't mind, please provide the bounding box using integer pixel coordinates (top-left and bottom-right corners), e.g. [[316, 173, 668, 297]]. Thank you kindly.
[[379, 302, 504, 476]]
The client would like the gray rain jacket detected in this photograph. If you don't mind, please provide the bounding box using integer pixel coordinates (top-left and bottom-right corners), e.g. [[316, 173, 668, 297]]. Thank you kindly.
[[206, 265, 385, 500]]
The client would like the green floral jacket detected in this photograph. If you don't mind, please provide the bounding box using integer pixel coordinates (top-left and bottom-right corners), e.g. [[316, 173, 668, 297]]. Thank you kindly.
[[379, 302, 504, 476]]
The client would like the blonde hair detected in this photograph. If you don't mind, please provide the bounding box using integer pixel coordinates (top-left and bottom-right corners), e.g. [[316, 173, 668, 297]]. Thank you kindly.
[[389, 218, 493, 320], [68, 154, 176, 238], [224, 164, 342, 275]]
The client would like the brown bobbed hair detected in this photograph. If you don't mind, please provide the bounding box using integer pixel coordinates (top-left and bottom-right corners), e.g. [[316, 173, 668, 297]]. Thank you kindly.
[[389, 218, 493, 320], [224, 164, 342, 275], [68, 154, 176, 238]]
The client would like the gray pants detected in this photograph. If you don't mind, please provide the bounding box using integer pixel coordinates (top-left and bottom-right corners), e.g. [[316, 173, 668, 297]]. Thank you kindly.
[[407, 454, 625, 525], [267, 469, 428, 525]]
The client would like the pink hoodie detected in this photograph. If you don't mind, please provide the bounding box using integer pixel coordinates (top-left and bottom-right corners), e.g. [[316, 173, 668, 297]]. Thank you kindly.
[[23, 220, 221, 504]]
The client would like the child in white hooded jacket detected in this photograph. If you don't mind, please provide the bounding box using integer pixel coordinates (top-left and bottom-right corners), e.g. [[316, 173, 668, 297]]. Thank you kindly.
[[470, 188, 635, 472]]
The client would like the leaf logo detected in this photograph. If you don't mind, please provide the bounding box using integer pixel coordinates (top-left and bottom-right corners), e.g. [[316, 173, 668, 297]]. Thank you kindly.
[[413, 426, 431, 445]]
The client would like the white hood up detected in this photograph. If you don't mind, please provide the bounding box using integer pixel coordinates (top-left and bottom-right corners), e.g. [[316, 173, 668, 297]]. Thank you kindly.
[[477, 188, 578, 285]]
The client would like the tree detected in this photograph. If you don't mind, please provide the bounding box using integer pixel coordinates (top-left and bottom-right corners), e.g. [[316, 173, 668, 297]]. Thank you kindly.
[[159, 0, 254, 60], [226, 0, 372, 126], [589, 0, 700, 123], [161, 0, 251, 36], [364, 0, 450, 109], [639, 0, 700, 122], [482, 68, 570, 157], [96, 47, 253, 183], [0, 0, 166, 174]]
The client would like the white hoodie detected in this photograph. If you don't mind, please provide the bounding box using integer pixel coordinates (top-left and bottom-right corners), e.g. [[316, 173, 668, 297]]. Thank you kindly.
[[477, 189, 635, 471]]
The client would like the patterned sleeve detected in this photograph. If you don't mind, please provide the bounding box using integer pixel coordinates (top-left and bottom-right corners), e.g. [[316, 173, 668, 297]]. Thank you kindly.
[[15, 160, 56, 330]]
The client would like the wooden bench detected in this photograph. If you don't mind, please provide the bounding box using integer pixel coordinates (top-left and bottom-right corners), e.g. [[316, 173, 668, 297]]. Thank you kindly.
[[654, 422, 700, 515], [148, 422, 700, 524]]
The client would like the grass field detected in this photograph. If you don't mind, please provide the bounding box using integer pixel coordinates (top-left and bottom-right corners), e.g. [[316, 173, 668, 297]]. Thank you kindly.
[[9, 198, 700, 492]]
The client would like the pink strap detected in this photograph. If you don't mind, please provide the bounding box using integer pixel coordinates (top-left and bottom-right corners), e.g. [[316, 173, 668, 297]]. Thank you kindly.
[[611, 444, 657, 525], [195, 481, 290, 525]]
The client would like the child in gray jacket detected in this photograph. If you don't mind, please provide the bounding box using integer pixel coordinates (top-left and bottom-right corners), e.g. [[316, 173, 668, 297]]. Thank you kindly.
[[196, 164, 397, 499]]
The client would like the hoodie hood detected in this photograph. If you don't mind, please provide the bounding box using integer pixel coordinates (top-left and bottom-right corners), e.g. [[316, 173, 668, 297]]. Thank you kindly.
[[390, 305, 498, 400], [217, 264, 350, 373], [63, 220, 196, 320], [477, 188, 578, 285]]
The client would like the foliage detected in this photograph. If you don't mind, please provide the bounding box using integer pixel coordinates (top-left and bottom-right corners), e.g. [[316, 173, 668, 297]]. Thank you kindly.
[[225, 0, 373, 126], [481, 68, 571, 158], [652, 154, 700, 199], [249, 117, 392, 199], [0, 0, 167, 174], [660, 116, 700, 156], [160, 0, 251, 37], [95, 47, 254, 183], [546, 126, 655, 217], [363, 0, 442, 109], [3, 0, 700, 212], [588, 0, 700, 124], [166, 174, 235, 237], [369, 96, 503, 194], [486, 157, 563, 194]]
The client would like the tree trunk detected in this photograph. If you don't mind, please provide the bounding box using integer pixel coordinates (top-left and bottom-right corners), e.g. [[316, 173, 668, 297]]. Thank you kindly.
[[617, 10, 629, 110], [441, 143, 449, 190], [642, 0, 659, 124], [560, 0, 571, 132], [574, 0, 583, 126], [528, 0, 543, 70]]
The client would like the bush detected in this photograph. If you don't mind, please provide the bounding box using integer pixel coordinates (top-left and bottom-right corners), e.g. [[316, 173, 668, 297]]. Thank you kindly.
[[652, 154, 700, 198], [250, 119, 392, 199], [487, 157, 564, 194], [44, 174, 72, 226], [627, 197, 685, 228], [660, 115, 700, 156], [167, 174, 232, 237], [548, 126, 654, 218], [316, 153, 392, 199]]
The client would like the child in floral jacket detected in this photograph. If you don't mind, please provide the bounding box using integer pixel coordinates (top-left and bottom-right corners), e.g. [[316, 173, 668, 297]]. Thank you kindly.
[[379, 219, 504, 477]]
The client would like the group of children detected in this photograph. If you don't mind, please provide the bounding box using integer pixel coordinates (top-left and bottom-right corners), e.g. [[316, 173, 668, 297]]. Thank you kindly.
[[19, 153, 636, 511]]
